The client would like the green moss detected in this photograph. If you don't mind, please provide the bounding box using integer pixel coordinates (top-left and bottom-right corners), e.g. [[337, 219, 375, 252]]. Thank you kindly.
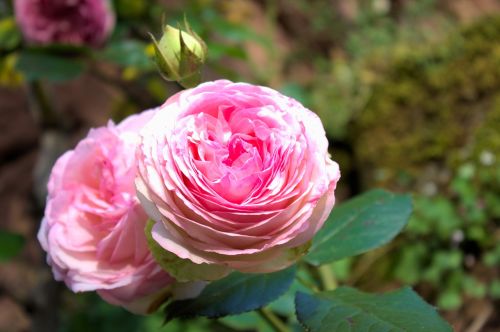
[[353, 16, 500, 188]]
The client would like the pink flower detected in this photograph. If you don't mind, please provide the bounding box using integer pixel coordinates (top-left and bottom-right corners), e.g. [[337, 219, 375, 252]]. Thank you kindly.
[[136, 80, 340, 280], [14, 0, 114, 47], [38, 111, 175, 314]]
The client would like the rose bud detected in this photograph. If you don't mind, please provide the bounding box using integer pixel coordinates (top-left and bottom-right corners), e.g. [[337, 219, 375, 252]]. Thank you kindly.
[[38, 110, 203, 314], [14, 0, 115, 47], [136, 80, 341, 281], [150, 20, 207, 88]]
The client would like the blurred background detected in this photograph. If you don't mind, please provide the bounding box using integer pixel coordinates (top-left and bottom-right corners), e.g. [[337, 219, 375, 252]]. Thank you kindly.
[[0, 0, 499, 331]]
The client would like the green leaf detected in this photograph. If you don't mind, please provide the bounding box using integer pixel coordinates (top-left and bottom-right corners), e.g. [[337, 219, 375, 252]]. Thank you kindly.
[[306, 189, 412, 265], [0, 230, 25, 261], [99, 40, 154, 70], [295, 287, 453, 332], [268, 279, 309, 316], [164, 265, 296, 321], [16, 50, 85, 81], [208, 42, 247, 61], [211, 20, 272, 50]]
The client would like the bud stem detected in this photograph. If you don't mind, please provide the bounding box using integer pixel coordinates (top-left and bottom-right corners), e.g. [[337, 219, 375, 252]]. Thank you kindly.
[[28, 80, 58, 128], [317, 264, 338, 291], [257, 307, 289, 332]]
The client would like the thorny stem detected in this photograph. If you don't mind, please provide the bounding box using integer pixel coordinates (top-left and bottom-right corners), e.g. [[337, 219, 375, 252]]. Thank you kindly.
[[29, 80, 58, 128], [258, 307, 289, 332]]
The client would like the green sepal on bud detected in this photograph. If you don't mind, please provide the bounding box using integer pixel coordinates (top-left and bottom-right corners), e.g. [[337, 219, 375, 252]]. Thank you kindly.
[[150, 19, 207, 88]]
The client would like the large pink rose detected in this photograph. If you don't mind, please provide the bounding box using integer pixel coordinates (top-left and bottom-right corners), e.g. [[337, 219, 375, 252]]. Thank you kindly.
[[136, 80, 340, 280], [38, 111, 175, 314], [14, 0, 114, 47]]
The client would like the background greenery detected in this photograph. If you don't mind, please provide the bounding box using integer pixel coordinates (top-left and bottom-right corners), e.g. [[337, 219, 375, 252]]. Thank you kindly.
[[0, 0, 498, 331]]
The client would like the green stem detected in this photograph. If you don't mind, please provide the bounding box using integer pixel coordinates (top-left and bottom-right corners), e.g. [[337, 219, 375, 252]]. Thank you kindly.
[[29, 80, 58, 128], [317, 264, 338, 291], [296, 274, 320, 293], [257, 308, 289, 332]]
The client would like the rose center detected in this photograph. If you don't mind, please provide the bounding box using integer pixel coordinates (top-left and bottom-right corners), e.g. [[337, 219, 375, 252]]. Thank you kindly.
[[39, 0, 84, 19], [222, 135, 254, 167]]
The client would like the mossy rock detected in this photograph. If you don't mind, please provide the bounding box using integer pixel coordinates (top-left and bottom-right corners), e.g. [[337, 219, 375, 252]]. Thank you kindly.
[[353, 15, 500, 190]]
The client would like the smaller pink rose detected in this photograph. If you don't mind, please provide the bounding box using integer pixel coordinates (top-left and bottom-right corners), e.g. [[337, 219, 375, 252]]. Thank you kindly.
[[38, 110, 175, 314], [14, 0, 115, 47]]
